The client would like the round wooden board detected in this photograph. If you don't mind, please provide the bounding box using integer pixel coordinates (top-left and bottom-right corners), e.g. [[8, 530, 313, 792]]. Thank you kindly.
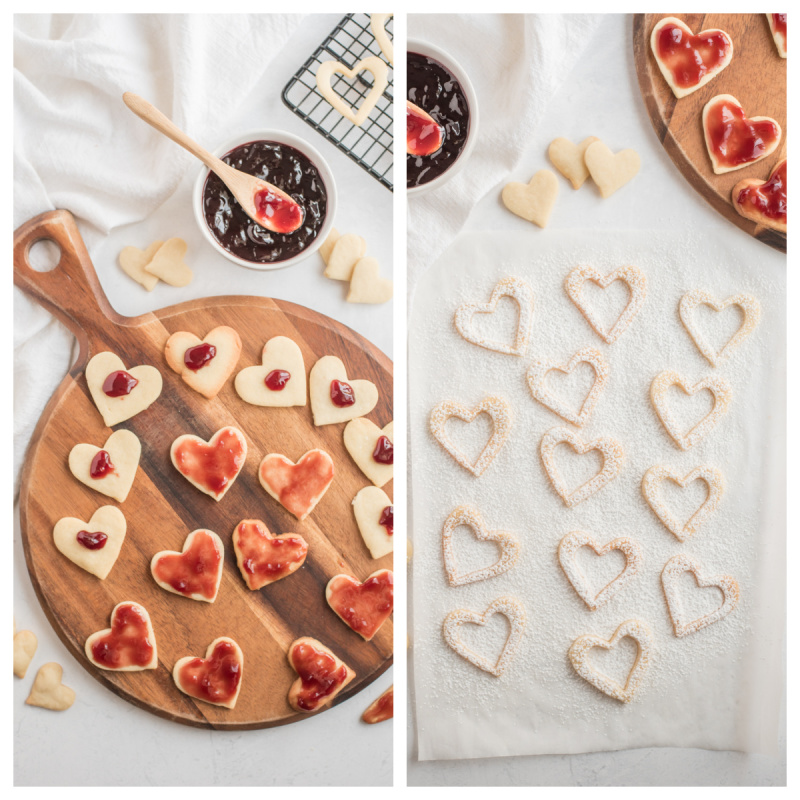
[[633, 13, 786, 253], [14, 210, 393, 729]]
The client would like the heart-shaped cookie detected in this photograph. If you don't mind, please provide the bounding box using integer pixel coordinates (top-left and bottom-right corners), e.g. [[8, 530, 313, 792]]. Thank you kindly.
[[540, 426, 624, 507], [309, 355, 379, 426], [442, 596, 526, 677], [442, 505, 520, 587], [287, 637, 355, 713], [650, 17, 733, 98], [526, 346, 609, 427], [767, 14, 787, 58], [259, 449, 334, 521], [171, 426, 247, 501], [585, 141, 641, 199], [85, 601, 158, 671], [650, 370, 732, 450], [565, 264, 647, 344], [316, 56, 389, 127], [319, 227, 341, 264], [68, 429, 141, 503], [173, 637, 244, 709], [370, 13, 393, 64], [325, 233, 367, 280], [234, 335, 306, 407], [326, 569, 394, 641], [26, 663, 76, 711], [703, 94, 782, 175], [150, 529, 224, 603], [429, 396, 513, 477], [568, 619, 653, 703], [548, 136, 599, 189], [118, 240, 162, 291], [353, 486, 393, 559], [733, 159, 787, 233], [144, 237, 193, 287], [85, 351, 163, 427], [53, 505, 126, 580], [232, 519, 308, 589], [501, 170, 559, 228], [558, 531, 643, 611], [642, 465, 724, 541], [343, 418, 393, 487], [454, 276, 535, 356], [164, 326, 242, 399], [347, 257, 393, 304], [662, 554, 739, 637], [14, 629, 38, 679], [362, 685, 393, 724]]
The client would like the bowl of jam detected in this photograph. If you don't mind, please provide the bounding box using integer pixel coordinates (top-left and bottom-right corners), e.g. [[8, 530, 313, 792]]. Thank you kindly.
[[193, 130, 337, 270], [407, 41, 478, 195]]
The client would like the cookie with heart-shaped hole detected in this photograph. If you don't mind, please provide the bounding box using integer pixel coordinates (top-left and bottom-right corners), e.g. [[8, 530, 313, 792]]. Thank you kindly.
[[259, 449, 334, 521], [309, 355, 379, 426], [26, 663, 75, 711], [548, 136, 599, 189], [344, 418, 393, 487], [232, 519, 308, 589], [53, 505, 126, 581], [164, 326, 242, 399], [150, 529, 224, 603], [326, 569, 394, 641], [353, 486, 393, 559], [733, 159, 787, 233], [234, 335, 306, 407], [14, 629, 38, 679], [68, 429, 141, 503], [85, 601, 157, 671], [287, 637, 355, 713], [585, 141, 641, 198], [171, 426, 247, 501], [347, 257, 393, 304], [143, 237, 193, 286], [767, 14, 787, 58], [118, 240, 162, 291], [370, 13, 393, 64], [501, 170, 559, 228], [661, 553, 739, 637], [325, 233, 367, 281], [173, 637, 244, 709], [316, 56, 389, 127]]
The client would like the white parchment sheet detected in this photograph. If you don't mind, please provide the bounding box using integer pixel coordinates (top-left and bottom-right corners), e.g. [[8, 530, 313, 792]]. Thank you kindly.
[[409, 229, 785, 761]]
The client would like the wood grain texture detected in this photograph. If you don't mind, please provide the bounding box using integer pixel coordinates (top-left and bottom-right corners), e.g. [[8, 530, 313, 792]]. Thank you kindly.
[[633, 13, 786, 253], [14, 210, 393, 729]]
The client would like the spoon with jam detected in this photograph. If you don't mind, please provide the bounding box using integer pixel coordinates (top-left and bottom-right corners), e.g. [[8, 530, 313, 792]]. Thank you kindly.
[[123, 92, 304, 235], [406, 100, 443, 157]]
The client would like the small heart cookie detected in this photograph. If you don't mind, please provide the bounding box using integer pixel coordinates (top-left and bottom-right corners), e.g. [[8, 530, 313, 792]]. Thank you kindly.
[[150, 529, 224, 603], [171, 426, 247, 501], [259, 449, 334, 521], [287, 637, 355, 713], [650, 370, 732, 450], [232, 519, 308, 589], [347, 257, 393, 304], [53, 505, 126, 580], [353, 486, 393, 559], [118, 241, 162, 291], [85, 352, 163, 427], [14, 629, 38, 679], [568, 619, 653, 703], [548, 137, 599, 189], [173, 637, 244, 709], [442, 596, 526, 677], [319, 227, 341, 264], [85, 601, 157, 671], [767, 14, 787, 58], [68, 429, 141, 503], [454, 276, 535, 357], [362, 685, 393, 724], [309, 355, 379, 426], [234, 336, 306, 407], [558, 531, 643, 611], [26, 663, 75, 711], [584, 141, 641, 198], [316, 56, 389, 127], [325, 233, 366, 281], [326, 569, 394, 641], [733, 159, 787, 233], [343, 418, 393, 487], [143, 237, 193, 287], [370, 13, 393, 64], [501, 170, 559, 228], [164, 326, 242, 399]]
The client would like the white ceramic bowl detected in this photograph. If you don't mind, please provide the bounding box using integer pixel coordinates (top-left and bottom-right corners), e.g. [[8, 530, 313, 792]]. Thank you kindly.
[[193, 129, 337, 271], [406, 40, 479, 197]]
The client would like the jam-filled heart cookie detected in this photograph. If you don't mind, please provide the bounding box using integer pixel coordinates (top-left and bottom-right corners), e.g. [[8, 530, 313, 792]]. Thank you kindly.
[[309, 355, 378, 426], [150, 529, 224, 603], [767, 14, 787, 58], [353, 486, 393, 559], [85, 352, 162, 427], [343, 418, 393, 487], [164, 326, 242, 399], [232, 519, 308, 589], [326, 569, 394, 640], [53, 505, 126, 580], [287, 637, 355, 713], [173, 637, 244, 709], [259, 449, 334, 521], [171, 426, 247, 501], [68, 429, 141, 503], [234, 335, 306, 407], [85, 601, 158, 671], [732, 159, 787, 234]]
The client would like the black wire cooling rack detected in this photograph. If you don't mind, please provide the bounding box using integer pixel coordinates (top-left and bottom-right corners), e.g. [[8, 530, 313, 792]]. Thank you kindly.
[[282, 13, 394, 191]]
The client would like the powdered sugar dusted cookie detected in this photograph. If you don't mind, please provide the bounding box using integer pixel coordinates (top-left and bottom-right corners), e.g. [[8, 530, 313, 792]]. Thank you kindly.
[[259, 449, 334, 521], [53, 505, 126, 580], [501, 170, 559, 228], [316, 56, 388, 127], [326, 569, 394, 640], [234, 336, 306, 407], [353, 486, 393, 559], [548, 136, 599, 189], [287, 637, 355, 712], [171, 426, 247, 501], [733, 159, 787, 234], [309, 355, 378, 425], [150, 529, 224, 603], [584, 141, 640, 198], [173, 637, 244, 709], [232, 519, 308, 590], [26, 663, 75, 711], [164, 326, 242, 399], [343, 418, 393, 487], [68, 429, 141, 503], [85, 601, 157, 671], [85, 352, 162, 427]]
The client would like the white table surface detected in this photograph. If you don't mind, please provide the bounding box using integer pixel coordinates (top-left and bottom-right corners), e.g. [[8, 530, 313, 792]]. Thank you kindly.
[[14, 13, 393, 787], [406, 13, 785, 787]]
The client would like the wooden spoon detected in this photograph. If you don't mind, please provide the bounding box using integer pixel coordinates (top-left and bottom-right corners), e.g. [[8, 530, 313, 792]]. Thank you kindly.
[[406, 100, 443, 157], [122, 92, 304, 235]]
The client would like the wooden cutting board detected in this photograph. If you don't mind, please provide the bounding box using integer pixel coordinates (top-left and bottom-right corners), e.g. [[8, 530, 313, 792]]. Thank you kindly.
[[14, 210, 394, 730], [633, 13, 787, 253]]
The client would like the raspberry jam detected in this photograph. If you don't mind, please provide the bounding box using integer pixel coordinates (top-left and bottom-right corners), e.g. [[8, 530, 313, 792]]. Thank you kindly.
[[89, 450, 115, 479], [655, 22, 731, 89], [736, 160, 787, 224], [330, 380, 356, 407], [234, 520, 308, 590], [363, 687, 393, 724], [291, 641, 349, 711], [704, 97, 781, 169], [184, 343, 216, 371], [265, 369, 291, 391], [102, 370, 138, 397], [173, 428, 246, 497], [77, 531, 108, 550], [90, 603, 154, 669], [254, 187, 304, 234], [407, 100, 443, 156], [372, 435, 394, 465], [177, 640, 241, 705], [379, 505, 394, 536], [152, 531, 221, 600], [259, 451, 334, 520], [327, 571, 394, 640], [772, 14, 787, 48]]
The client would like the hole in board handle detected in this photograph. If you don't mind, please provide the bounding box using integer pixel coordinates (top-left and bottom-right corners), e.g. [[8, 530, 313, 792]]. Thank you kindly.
[[28, 238, 62, 273]]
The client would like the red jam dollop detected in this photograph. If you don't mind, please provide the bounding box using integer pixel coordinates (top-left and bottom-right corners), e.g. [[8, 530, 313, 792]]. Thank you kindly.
[[328, 571, 394, 640], [379, 505, 393, 536], [736, 160, 787, 224], [265, 369, 291, 391], [407, 100, 443, 156], [177, 640, 241, 705], [772, 14, 787, 48], [259, 451, 334, 520], [184, 343, 217, 371], [235, 520, 308, 590], [152, 531, 221, 600], [77, 530, 108, 550], [254, 187, 304, 235], [90, 603, 154, 669], [102, 370, 138, 397], [173, 428, 246, 497], [90, 450, 115, 479], [291, 642, 349, 711], [372, 435, 394, 465], [330, 379, 356, 407], [705, 97, 781, 169], [655, 22, 731, 89]]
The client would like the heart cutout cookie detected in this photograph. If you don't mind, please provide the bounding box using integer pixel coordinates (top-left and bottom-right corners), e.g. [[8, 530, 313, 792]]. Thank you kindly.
[[173, 637, 244, 709], [150, 529, 224, 603], [326, 569, 394, 641], [316, 56, 389, 127], [85, 351, 163, 427], [454, 276, 535, 356], [353, 486, 394, 559], [287, 637, 355, 713], [370, 13, 393, 64], [733, 159, 787, 233], [85, 601, 158, 671], [548, 136, 599, 189], [309, 355, 379, 425], [144, 237, 193, 287], [650, 17, 733, 98], [501, 170, 559, 228], [642, 465, 724, 541], [119, 240, 162, 291], [344, 418, 393, 487], [767, 14, 787, 58], [325, 233, 366, 280], [171, 426, 247, 501], [442, 596, 526, 677], [442, 505, 520, 587], [347, 257, 393, 304], [234, 335, 306, 407], [430, 396, 513, 477], [585, 141, 641, 198], [679, 290, 761, 366], [164, 326, 242, 399], [26, 663, 76, 711], [53, 505, 126, 580], [568, 619, 653, 703], [14, 629, 38, 678], [68, 429, 141, 503], [565, 265, 647, 344], [662, 554, 739, 637], [259, 449, 334, 521], [540, 426, 624, 507], [650, 370, 732, 450], [232, 519, 308, 589], [527, 346, 609, 427], [558, 531, 643, 611]]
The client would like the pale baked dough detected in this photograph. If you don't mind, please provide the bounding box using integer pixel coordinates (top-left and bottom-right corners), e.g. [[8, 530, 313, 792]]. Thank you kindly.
[[150, 529, 224, 603], [234, 336, 306, 407], [164, 326, 242, 399], [548, 137, 599, 189], [325, 233, 366, 280], [53, 505, 126, 580], [584, 141, 641, 198], [352, 485, 393, 559], [118, 240, 162, 291], [309, 355, 378, 426], [26, 663, 75, 711], [68, 429, 141, 502], [347, 257, 393, 304], [14, 629, 38, 678], [370, 13, 394, 64], [316, 56, 389, 127], [501, 170, 558, 228], [343, 418, 393, 487], [143, 237, 193, 287], [318, 227, 341, 264], [84, 601, 158, 671], [172, 636, 244, 709]]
